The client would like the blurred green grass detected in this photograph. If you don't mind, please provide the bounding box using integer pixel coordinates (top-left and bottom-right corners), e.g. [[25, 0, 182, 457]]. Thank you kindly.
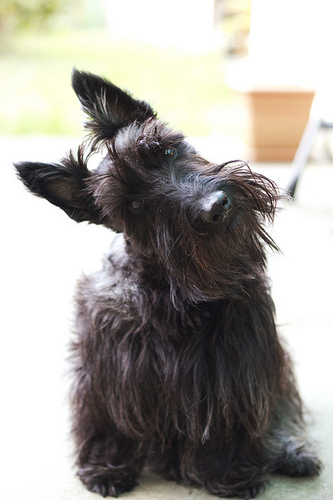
[[0, 30, 239, 137]]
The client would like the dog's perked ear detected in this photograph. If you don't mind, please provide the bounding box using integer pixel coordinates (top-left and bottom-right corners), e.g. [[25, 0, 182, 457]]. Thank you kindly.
[[72, 69, 157, 148], [15, 148, 104, 224]]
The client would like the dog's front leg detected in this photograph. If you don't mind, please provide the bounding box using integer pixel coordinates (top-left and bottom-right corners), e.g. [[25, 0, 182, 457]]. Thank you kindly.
[[150, 436, 266, 499], [71, 365, 147, 497], [72, 392, 147, 497], [76, 428, 147, 497], [189, 441, 267, 500]]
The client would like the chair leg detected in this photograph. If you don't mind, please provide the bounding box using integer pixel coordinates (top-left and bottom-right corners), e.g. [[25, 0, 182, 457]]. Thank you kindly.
[[286, 117, 322, 198]]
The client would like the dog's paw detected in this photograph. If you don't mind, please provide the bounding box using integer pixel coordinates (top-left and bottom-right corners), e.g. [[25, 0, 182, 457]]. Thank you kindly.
[[277, 444, 322, 477], [241, 485, 262, 500], [78, 464, 138, 497], [204, 475, 265, 499]]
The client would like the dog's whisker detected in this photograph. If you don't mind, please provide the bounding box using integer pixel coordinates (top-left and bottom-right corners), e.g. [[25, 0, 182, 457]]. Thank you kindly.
[[164, 232, 182, 260]]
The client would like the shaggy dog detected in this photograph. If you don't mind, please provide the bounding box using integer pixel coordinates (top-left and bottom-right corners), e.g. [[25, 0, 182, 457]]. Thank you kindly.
[[15, 70, 321, 499]]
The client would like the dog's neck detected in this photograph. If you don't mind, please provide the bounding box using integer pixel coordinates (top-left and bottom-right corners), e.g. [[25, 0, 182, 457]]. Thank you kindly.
[[116, 234, 268, 308]]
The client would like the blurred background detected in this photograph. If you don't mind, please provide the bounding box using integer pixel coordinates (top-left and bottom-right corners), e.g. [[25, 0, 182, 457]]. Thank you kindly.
[[0, 0, 248, 139], [1, 0, 333, 160], [1, 2, 333, 500]]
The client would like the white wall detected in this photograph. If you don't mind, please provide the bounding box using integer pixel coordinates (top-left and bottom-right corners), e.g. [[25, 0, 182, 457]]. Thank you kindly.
[[104, 0, 216, 52], [248, 0, 333, 89]]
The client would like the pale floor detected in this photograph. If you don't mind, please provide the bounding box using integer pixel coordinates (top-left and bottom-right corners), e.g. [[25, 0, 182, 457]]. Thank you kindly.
[[1, 136, 332, 499]]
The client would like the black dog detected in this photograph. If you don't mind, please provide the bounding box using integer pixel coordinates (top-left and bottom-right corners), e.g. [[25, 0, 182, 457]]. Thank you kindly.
[[15, 70, 321, 499]]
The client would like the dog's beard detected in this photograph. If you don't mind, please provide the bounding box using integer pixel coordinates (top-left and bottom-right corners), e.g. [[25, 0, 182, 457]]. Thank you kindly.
[[150, 166, 281, 304], [155, 221, 270, 304]]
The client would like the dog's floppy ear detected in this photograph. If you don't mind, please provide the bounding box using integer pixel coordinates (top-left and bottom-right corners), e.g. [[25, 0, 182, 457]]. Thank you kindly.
[[15, 148, 104, 224], [72, 69, 156, 147]]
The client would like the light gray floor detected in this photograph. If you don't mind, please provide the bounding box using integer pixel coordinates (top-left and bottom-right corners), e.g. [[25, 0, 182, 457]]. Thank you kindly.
[[1, 136, 332, 499]]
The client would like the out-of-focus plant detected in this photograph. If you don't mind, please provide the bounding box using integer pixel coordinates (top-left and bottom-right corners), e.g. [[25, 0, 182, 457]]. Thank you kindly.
[[0, 0, 64, 34]]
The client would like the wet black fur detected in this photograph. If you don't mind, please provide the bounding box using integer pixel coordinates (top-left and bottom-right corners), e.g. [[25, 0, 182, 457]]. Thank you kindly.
[[15, 70, 321, 499]]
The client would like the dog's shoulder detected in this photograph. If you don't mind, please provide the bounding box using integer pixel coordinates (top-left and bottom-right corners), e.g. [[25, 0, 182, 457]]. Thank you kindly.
[[76, 234, 141, 318], [104, 234, 127, 265]]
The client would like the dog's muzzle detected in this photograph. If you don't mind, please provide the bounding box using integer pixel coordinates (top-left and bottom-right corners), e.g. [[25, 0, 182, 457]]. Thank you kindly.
[[200, 190, 231, 224]]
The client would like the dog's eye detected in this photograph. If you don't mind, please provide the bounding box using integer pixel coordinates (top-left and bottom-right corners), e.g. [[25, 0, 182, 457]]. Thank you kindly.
[[129, 199, 144, 211], [164, 148, 177, 159]]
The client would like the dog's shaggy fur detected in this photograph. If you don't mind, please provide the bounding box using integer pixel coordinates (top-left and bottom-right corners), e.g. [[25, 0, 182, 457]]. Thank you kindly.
[[15, 70, 321, 499]]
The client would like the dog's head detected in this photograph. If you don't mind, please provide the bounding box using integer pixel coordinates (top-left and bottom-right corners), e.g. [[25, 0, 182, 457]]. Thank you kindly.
[[16, 70, 282, 302]]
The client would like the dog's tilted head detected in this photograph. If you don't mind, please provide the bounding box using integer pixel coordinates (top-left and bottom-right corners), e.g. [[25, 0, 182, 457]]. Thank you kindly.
[[16, 70, 282, 303]]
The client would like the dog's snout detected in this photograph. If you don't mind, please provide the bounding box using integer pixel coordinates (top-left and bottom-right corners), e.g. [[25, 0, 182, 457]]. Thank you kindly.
[[200, 190, 231, 224]]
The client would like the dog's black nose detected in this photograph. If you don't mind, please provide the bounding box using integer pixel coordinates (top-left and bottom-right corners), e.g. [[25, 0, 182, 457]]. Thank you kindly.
[[200, 190, 231, 224]]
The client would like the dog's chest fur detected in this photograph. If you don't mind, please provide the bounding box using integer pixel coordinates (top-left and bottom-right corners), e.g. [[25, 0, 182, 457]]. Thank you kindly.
[[74, 235, 278, 443]]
